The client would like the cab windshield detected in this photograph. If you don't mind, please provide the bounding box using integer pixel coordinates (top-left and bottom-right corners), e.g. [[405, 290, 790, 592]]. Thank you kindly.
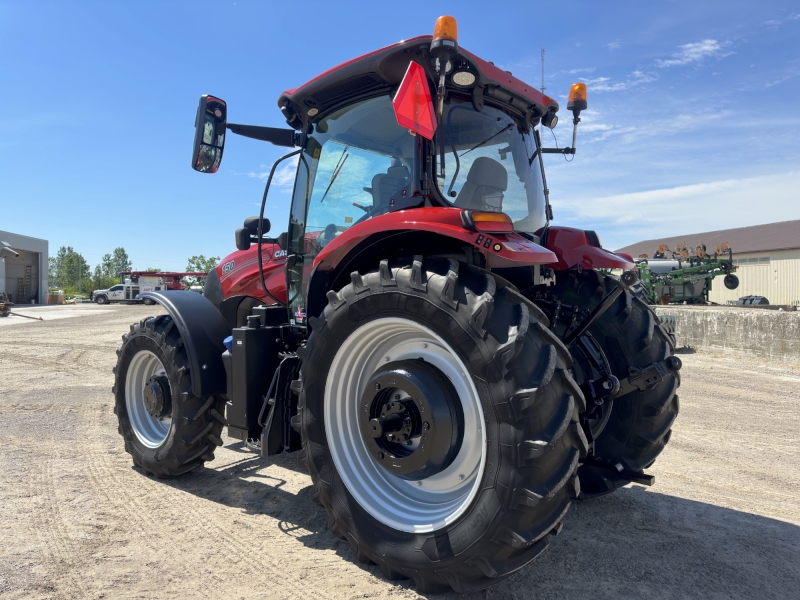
[[434, 99, 547, 234]]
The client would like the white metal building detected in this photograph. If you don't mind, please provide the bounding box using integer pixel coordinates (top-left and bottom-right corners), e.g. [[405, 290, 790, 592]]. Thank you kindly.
[[618, 220, 800, 306], [0, 230, 49, 304]]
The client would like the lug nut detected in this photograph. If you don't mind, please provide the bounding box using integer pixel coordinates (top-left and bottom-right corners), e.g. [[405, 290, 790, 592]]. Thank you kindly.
[[423, 422, 430, 431], [377, 452, 384, 460], [375, 383, 381, 391]]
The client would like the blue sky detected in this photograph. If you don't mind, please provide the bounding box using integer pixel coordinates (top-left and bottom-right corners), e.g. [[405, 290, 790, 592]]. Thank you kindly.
[[2, 0, 799, 270]]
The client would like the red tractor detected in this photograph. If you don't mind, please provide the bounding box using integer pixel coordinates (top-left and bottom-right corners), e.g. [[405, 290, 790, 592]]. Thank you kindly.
[[113, 17, 680, 594]]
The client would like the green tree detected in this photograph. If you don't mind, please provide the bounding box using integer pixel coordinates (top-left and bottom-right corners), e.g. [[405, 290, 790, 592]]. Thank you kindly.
[[185, 255, 220, 287], [49, 246, 91, 292], [145, 267, 161, 272], [90, 264, 118, 293], [109, 247, 132, 278]]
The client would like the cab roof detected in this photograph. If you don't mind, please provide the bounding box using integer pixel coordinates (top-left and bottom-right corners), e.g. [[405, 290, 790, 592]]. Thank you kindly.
[[277, 36, 558, 131]]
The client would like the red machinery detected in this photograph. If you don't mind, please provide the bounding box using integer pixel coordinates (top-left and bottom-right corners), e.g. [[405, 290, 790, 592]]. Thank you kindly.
[[113, 16, 680, 594]]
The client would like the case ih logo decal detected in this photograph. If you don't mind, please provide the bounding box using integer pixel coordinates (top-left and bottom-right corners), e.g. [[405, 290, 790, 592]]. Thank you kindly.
[[221, 260, 235, 274], [274, 250, 287, 258]]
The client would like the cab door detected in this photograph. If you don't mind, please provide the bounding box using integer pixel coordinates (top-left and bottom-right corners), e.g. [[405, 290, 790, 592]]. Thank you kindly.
[[108, 285, 124, 300]]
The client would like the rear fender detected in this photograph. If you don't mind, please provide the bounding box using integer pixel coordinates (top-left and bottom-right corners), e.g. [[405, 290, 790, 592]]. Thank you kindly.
[[140, 291, 230, 398], [313, 208, 555, 271], [543, 226, 634, 271], [306, 208, 556, 319]]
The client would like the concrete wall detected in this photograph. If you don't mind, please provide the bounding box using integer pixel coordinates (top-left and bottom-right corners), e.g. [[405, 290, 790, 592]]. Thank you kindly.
[[708, 249, 800, 306], [654, 305, 800, 363], [0, 230, 48, 304]]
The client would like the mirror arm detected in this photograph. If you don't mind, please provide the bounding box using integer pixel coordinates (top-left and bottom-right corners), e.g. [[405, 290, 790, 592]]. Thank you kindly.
[[541, 148, 575, 154], [226, 123, 301, 147]]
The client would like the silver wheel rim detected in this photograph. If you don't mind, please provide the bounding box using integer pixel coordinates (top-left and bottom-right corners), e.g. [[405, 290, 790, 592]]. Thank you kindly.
[[325, 317, 486, 533], [125, 349, 171, 448]]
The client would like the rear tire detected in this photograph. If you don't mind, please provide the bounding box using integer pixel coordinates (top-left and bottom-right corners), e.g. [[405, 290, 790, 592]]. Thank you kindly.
[[550, 272, 680, 498], [113, 315, 226, 477], [297, 257, 586, 593]]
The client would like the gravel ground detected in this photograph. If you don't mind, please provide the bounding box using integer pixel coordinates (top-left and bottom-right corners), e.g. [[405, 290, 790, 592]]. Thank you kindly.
[[1, 304, 798, 599]]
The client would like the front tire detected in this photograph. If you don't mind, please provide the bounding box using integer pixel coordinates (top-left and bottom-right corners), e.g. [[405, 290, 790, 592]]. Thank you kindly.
[[96, 295, 107, 305], [297, 257, 586, 593], [113, 315, 226, 477]]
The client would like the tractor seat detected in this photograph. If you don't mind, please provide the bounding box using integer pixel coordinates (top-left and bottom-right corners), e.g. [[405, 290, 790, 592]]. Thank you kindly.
[[367, 165, 410, 211], [454, 157, 508, 211]]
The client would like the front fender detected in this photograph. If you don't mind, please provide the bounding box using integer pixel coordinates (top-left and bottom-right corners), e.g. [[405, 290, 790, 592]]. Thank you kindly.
[[544, 226, 635, 271], [140, 291, 230, 398]]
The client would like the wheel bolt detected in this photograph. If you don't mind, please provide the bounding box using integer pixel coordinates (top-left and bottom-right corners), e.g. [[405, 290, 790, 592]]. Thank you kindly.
[[375, 383, 381, 391], [377, 452, 384, 460], [423, 422, 430, 431]]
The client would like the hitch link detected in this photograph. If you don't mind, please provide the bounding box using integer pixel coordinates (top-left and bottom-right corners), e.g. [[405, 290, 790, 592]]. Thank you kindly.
[[614, 356, 682, 398], [579, 375, 620, 407]]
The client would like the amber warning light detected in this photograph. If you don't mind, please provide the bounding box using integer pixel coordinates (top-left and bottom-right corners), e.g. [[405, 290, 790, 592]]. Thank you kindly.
[[432, 15, 458, 46], [392, 62, 437, 140], [461, 211, 514, 234], [567, 83, 587, 114]]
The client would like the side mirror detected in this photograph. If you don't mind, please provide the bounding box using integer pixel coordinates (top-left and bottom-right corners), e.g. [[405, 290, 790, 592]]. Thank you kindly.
[[192, 95, 227, 173], [243, 216, 271, 236], [235, 228, 251, 251]]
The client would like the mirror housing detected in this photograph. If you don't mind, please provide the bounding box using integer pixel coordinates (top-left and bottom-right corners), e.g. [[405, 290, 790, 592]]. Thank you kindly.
[[235, 228, 251, 251], [192, 95, 227, 173], [243, 216, 271, 236]]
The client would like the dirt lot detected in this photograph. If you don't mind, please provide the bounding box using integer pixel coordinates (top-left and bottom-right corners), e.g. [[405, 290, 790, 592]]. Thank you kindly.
[[1, 304, 798, 599]]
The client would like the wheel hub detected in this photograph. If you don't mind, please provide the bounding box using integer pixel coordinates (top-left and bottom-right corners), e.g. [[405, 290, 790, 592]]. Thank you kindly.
[[143, 374, 172, 420], [359, 360, 463, 480]]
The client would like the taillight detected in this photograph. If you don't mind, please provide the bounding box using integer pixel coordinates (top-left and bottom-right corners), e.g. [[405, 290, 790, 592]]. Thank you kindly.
[[461, 211, 514, 233]]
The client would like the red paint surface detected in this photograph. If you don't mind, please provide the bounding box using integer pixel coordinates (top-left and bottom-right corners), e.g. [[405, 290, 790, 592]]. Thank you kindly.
[[282, 36, 429, 97], [314, 207, 556, 270], [216, 244, 287, 304], [542, 227, 635, 271], [282, 36, 556, 114]]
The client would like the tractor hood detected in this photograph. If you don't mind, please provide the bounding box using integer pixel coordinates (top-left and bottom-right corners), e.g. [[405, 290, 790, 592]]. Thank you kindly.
[[278, 36, 558, 131]]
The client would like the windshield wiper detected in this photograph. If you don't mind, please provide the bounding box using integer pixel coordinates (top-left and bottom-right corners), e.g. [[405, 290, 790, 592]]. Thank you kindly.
[[459, 123, 514, 158], [320, 145, 349, 203]]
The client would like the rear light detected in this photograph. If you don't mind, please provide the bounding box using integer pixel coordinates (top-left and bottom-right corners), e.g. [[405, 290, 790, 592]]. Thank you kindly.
[[461, 211, 514, 233]]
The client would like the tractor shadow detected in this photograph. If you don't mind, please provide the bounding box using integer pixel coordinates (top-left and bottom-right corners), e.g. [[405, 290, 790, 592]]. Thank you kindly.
[[157, 454, 800, 600]]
